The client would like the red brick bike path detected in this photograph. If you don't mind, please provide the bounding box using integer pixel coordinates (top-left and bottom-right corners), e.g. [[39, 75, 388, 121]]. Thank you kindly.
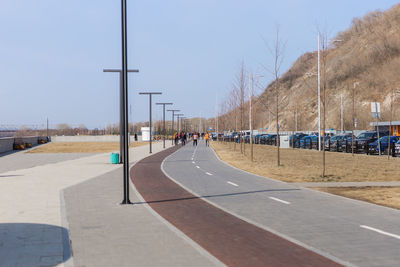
[[131, 146, 342, 267]]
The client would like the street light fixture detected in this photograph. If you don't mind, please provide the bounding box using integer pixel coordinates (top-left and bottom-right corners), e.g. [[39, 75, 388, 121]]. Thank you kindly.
[[139, 92, 162, 153], [156, 102, 173, 148], [103, 69, 139, 163]]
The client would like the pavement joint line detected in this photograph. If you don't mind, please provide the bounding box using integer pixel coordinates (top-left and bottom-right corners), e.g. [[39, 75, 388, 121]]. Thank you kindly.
[[205, 172, 213, 176], [227, 181, 238, 187], [161, 145, 354, 267], [269, 196, 291, 205], [128, 150, 225, 267], [360, 225, 400, 240]]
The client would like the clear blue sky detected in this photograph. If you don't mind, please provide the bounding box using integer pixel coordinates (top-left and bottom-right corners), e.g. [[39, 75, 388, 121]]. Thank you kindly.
[[0, 0, 398, 129]]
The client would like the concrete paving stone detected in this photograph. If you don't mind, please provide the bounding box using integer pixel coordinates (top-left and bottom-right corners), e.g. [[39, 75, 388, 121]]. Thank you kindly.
[[64, 146, 221, 267]]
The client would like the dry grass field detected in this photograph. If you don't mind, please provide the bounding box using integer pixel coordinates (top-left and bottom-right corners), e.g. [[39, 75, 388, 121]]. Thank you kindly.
[[314, 187, 400, 210], [212, 142, 400, 183], [211, 142, 400, 209], [28, 142, 147, 153]]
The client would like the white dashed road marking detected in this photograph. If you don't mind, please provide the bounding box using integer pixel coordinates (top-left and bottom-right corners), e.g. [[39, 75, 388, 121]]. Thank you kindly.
[[269, 197, 291, 205], [192, 161, 195, 164], [205, 172, 212, 176], [227, 181, 238, 187], [360, 225, 400, 240], [196, 166, 200, 169]]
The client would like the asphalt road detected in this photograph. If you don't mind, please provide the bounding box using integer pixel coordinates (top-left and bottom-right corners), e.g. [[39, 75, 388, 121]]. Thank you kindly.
[[162, 140, 400, 267]]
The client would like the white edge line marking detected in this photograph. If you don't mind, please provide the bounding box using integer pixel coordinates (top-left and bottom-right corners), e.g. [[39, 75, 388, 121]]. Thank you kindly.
[[205, 172, 212, 176], [360, 225, 400, 240], [269, 197, 291, 205], [129, 149, 225, 267], [160, 149, 352, 267], [196, 166, 200, 169], [227, 181, 238, 187]]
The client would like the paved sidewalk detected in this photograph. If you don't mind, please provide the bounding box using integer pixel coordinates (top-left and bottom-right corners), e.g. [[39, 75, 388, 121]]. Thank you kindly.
[[0, 141, 183, 267], [63, 145, 220, 267], [292, 181, 400, 187]]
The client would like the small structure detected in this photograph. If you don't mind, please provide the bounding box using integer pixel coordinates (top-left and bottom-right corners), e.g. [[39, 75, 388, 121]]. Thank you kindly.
[[369, 121, 400, 136], [141, 127, 153, 141]]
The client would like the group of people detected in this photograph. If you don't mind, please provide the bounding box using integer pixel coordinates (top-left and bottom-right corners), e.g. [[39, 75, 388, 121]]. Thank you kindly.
[[173, 131, 211, 147], [174, 131, 187, 146]]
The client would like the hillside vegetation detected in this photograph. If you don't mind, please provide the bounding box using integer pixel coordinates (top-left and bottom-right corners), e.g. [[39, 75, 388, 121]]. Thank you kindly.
[[238, 4, 400, 132]]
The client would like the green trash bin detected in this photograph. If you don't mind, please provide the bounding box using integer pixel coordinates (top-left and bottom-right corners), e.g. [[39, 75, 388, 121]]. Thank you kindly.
[[111, 153, 119, 164]]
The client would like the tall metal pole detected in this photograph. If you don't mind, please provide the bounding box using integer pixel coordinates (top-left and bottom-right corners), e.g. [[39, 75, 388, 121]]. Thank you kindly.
[[157, 103, 173, 149], [121, 0, 131, 204], [318, 33, 321, 151], [139, 92, 162, 154], [103, 69, 139, 163], [46, 118, 49, 138]]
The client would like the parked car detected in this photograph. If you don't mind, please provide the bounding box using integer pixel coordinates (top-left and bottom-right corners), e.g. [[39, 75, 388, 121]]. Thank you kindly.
[[326, 134, 350, 152], [395, 140, 400, 157], [260, 134, 277, 145], [289, 133, 307, 147], [368, 136, 399, 154], [338, 134, 357, 152], [299, 135, 312, 149], [355, 131, 389, 154]]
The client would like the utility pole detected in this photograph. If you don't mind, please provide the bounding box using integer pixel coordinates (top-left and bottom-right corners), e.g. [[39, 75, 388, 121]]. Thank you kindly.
[[317, 33, 321, 151], [341, 93, 344, 133], [46, 118, 49, 139], [120, 0, 131, 205], [139, 92, 162, 154], [156, 102, 173, 149], [167, 109, 180, 145], [103, 68, 139, 163]]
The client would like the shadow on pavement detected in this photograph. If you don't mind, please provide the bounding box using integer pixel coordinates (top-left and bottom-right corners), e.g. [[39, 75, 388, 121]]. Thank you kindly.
[[0, 223, 71, 267], [135, 188, 300, 204]]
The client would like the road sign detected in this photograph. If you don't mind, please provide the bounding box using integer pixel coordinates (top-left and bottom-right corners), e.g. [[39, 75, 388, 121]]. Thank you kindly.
[[354, 118, 358, 128], [371, 102, 381, 119], [209, 127, 212, 131]]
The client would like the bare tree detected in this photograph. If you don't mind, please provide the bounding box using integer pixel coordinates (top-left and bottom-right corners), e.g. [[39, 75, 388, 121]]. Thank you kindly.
[[320, 32, 328, 177], [264, 26, 286, 166]]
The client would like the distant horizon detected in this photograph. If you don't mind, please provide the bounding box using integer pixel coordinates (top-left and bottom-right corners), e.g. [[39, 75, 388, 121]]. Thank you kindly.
[[1, 1, 398, 129]]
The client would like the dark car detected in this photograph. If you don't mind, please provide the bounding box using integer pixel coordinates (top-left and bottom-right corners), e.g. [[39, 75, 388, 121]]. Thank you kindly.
[[260, 134, 277, 145], [368, 136, 399, 155], [355, 131, 389, 154], [326, 134, 351, 152], [290, 133, 307, 147], [299, 135, 312, 149], [338, 135, 357, 153]]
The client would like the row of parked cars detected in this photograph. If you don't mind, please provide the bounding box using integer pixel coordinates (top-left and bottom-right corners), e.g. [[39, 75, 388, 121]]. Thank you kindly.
[[223, 131, 400, 156]]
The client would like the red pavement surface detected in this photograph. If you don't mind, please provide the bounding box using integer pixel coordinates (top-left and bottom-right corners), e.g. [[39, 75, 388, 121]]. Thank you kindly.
[[131, 146, 342, 267]]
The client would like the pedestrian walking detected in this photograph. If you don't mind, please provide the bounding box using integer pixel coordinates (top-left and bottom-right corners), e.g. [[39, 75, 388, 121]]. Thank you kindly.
[[193, 132, 198, 146], [205, 132, 210, 146], [174, 132, 179, 146]]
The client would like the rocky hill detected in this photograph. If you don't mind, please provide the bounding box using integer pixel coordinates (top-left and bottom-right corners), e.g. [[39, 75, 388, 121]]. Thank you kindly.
[[252, 4, 400, 132]]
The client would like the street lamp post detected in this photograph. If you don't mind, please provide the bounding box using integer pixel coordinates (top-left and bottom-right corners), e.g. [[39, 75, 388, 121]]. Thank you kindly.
[[139, 92, 162, 154], [175, 114, 184, 133], [156, 102, 173, 149], [120, 0, 132, 205], [103, 69, 139, 163], [167, 109, 180, 145]]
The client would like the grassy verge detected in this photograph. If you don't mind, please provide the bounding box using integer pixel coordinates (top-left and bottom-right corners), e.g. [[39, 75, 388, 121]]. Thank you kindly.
[[211, 141, 400, 183], [313, 187, 400, 210], [27, 142, 147, 153]]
